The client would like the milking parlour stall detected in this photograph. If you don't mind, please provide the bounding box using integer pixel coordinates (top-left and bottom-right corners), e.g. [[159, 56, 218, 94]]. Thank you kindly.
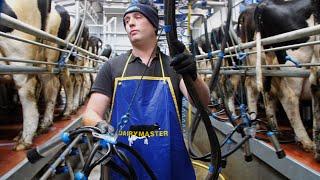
[[0, 0, 319, 180]]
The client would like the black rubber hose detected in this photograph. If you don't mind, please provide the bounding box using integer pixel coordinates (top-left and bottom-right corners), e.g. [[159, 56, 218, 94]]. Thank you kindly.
[[113, 147, 137, 180], [189, 124, 242, 162], [222, 135, 251, 158], [105, 160, 131, 179], [86, 150, 112, 177], [116, 142, 157, 180], [82, 143, 100, 176], [164, 1, 223, 179]]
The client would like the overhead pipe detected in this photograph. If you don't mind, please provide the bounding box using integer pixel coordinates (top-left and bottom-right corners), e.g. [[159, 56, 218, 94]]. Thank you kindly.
[[0, 32, 104, 64]]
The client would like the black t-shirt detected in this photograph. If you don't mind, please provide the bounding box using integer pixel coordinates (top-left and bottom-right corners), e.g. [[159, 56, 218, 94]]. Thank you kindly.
[[91, 50, 183, 111]]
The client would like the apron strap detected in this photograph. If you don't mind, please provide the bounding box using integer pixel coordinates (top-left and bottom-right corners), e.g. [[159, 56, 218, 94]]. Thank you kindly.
[[121, 52, 166, 78], [121, 53, 133, 78]]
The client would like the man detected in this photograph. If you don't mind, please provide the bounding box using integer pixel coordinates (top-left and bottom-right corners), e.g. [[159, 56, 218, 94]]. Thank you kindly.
[[82, 0, 210, 179]]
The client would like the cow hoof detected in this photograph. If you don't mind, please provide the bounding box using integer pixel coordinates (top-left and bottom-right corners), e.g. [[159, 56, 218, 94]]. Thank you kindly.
[[37, 127, 49, 135], [64, 115, 71, 120], [302, 142, 314, 152], [315, 153, 320, 162], [13, 132, 22, 142], [13, 142, 32, 151], [38, 124, 53, 134]]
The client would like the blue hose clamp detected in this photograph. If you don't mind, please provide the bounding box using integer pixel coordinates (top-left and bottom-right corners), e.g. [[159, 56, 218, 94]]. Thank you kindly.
[[285, 55, 302, 68], [208, 51, 213, 59], [164, 25, 172, 33], [75, 171, 88, 180], [237, 52, 247, 62], [218, 51, 225, 59], [61, 132, 71, 144], [267, 131, 274, 137]]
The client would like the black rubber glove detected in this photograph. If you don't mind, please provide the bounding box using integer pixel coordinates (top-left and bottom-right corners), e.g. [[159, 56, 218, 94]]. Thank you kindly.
[[95, 121, 114, 134], [170, 51, 198, 81]]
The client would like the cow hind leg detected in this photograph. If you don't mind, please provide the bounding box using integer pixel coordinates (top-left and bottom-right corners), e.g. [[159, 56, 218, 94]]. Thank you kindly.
[[60, 71, 74, 116], [245, 77, 259, 120], [262, 91, 279, 130], [73, 75, 82, 110], [279, 92, 314, 151], [38, 75, 60, 134], [13, 75, 39, 151], [311, 84, 320, 161]]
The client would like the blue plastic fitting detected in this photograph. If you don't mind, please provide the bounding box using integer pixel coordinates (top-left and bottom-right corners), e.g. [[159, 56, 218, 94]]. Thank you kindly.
[[121, 113, 130, 124], [267, 131, 274, 137], [208, 165, 214, 173], [218, 51, 225, 59], [226, 139, 233, 145], [208, 51, 213, 59], [80, 135, 88, 144], [56, 166, 69, 174], [164, 25, 172, 33], [69, 147, 79, 156], [237, 52, 247, 61], [75, 172, 88, 180], [201, 0, 207, 7], [285, 55, 302, 68], [61, 132, 71, 144]]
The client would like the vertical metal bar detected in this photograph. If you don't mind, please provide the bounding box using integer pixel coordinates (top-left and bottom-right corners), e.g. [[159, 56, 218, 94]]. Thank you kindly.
[[66, 160, 75, 180], [77, 146, 85, 166]]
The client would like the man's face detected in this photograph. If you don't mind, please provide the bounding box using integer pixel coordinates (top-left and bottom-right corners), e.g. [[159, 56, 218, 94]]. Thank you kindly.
[[124, 12, 156, 44]]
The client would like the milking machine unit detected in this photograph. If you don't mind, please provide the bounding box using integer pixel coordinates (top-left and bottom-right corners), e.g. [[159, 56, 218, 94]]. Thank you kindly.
[[27, 121, 156, 180]]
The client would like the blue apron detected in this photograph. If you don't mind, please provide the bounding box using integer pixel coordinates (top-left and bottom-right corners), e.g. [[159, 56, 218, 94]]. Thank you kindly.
[[109, 53, 195, 180]]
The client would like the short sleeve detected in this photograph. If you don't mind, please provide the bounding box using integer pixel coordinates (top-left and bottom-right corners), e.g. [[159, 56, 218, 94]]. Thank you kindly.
[[91, 61, 113, 98]]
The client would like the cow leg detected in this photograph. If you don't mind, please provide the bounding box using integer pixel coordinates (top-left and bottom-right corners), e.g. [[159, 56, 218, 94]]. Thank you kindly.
[[311, 84, 320, 161], [82, 74, 91, 103], [73, 74, 82, 110], [262, 91, 279, 130], [279, 88, 314, 151], [310, 50, 320, 160], [38, 74, 60, 133], [60, 70, 74, 116], [245, 76, 259, 119], [13, 75, 39, 150]]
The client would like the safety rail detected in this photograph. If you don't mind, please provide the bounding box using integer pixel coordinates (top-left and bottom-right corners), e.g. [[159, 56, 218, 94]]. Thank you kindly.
[[198, 68, 320, 78], [195, 24, 320, 60], [0, 65, 98, 75], [196, 39, 320, 63], [0, 13, 105, 62]]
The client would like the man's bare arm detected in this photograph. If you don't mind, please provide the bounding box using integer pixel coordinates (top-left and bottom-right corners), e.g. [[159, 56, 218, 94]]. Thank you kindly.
[[82, 92, 111, 126]]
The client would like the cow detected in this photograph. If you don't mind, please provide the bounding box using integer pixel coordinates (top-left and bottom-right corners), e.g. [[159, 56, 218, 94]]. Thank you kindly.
[[194, 25, 242, 117], [0, 0, 53, 150], [238, 0, 315, 151], [87, 36, 102, 55], [100, 44, 112, 59], [35, 3, 71, 135], [309, 0, 320, 160]]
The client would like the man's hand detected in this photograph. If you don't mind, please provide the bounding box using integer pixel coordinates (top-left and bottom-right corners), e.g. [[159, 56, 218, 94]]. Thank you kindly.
[[170, 51, 197, 81], [95, 121, 114, 134]]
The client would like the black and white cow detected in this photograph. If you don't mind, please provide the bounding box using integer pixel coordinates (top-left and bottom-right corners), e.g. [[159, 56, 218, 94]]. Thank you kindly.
[[309, 0, 320, 160], [240, 0, 315, 151], [194, 25, 242, 117], [0, 0, 53, 150]]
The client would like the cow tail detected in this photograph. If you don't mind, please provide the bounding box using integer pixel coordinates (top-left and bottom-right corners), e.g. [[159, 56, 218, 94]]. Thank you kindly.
[[254, 4, 264, 92]]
